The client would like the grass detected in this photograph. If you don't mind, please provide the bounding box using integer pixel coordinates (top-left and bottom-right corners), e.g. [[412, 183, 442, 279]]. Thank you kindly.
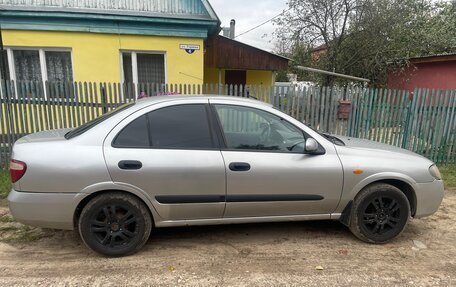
[[0, 169, 10, 200], [440, 165, 456, 189], [0, 215, 14, 223], [0, 170, 11, 207], [0, 170, 50, 242], [0, 224, 50, 243]]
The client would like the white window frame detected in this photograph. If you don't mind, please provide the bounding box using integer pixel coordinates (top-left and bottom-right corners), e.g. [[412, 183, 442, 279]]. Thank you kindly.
[[119, 50, 167, 99], [5, 47, 74, 99]]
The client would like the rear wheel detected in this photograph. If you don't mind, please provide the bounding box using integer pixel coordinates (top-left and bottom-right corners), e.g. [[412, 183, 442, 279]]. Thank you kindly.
[[349, 183, 410, 243], [78, 192, 152, 257]]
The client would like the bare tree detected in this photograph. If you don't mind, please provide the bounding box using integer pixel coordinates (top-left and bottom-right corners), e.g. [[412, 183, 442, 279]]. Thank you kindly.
[[275, 0, 364, 72]]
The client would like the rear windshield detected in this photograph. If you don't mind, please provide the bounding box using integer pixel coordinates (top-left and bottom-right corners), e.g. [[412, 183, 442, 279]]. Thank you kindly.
[[65, 103, 134, 139]]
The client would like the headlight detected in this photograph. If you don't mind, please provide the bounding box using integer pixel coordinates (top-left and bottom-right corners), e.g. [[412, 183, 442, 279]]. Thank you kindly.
[[429, 164, 442, 180]]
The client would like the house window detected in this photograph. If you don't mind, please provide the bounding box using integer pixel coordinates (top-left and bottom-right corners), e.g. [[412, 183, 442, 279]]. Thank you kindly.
[[121, 51, 166, 85], [0, 51, 11, 100], [45, 51, 73, 82], [122, 53, 134, 84], [13, 50, 42, 81], [0, 51, 10, 80], [7, 48, 73, 83], [4, 48, 73, 98]]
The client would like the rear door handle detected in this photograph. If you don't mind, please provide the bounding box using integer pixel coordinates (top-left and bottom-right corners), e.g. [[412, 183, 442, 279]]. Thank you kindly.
[[229, 162, 251, 172], [118, 160, 143, 170]]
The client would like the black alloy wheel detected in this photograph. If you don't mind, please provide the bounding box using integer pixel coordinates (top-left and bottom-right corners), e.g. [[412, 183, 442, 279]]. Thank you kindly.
[[79, 193, 152, 257], [90, 204, 139, 248], [361, 196, 402, 236], [349, 183, 410, 243]]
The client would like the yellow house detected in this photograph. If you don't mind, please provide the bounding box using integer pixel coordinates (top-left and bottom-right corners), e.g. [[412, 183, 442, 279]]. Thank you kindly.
[[0, 0, 220, 87], [0, 1, 288, 98]]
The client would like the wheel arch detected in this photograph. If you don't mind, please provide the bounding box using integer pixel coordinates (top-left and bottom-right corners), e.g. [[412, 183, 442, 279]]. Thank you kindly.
[[73, 187, 160, 228], [340, 175, 418, 226], [378, 179, 416, 217], [351, 179, 417, 216]]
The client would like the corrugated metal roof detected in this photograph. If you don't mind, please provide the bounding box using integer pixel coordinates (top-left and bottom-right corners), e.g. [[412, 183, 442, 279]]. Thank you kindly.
[[0, 0, 219, 21], [388, 52, 456, 65], [409, 52, 456, 60]]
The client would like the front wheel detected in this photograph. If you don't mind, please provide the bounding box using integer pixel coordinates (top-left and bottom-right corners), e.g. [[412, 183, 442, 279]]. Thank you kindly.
[[349, 183, 410, 243], [78, 192, 152, 257]]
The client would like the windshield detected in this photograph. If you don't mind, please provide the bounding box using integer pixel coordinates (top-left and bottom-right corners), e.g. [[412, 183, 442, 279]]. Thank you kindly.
[[65, 102, 135, 139]]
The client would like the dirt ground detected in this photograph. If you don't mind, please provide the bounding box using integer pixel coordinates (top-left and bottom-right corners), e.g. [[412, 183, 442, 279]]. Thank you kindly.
[[0, 191, 455, 287]]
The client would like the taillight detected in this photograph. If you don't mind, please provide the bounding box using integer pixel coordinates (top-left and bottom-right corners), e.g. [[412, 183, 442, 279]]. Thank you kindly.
[[10, 160, 27, 183]]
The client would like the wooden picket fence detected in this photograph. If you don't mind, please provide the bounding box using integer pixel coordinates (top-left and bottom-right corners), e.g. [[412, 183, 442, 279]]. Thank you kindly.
[[0, 80, 455, 166]]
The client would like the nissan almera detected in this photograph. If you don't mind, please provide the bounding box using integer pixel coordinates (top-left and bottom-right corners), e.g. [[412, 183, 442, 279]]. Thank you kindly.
[[8, 96, 444, 256]]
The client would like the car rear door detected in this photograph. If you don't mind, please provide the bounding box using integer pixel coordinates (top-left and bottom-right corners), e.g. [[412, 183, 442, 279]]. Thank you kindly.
[[104, 99, 226, 221], [210, 100, 343, 218]]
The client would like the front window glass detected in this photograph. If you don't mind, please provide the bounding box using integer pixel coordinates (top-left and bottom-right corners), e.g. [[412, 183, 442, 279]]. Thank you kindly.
[[215, 105, 306, 152]]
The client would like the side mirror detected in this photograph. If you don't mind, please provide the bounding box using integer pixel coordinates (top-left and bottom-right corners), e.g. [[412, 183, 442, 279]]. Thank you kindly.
[[305, 138, 319, 154]]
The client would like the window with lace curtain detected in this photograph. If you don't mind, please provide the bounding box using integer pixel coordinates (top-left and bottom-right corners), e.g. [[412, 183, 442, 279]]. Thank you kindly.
[[45, 51, 73, 82], [4, 48, 73, 99], [13, 50, 42, 81], [9, 49, 73, 83]]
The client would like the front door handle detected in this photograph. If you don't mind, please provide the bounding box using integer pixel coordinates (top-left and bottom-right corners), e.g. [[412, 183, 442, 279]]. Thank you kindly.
[[229, 162, 251, 172], [118, 160, 143, 170]]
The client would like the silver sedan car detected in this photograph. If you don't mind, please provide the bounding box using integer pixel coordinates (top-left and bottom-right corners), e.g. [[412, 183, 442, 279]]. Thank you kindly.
[[8, 96, 444, 256]]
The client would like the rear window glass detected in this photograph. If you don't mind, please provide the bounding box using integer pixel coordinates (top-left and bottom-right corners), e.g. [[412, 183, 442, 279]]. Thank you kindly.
[[112, 115, 150, 148], [148, 105, 213, 149], [65, 103, 134, 139]]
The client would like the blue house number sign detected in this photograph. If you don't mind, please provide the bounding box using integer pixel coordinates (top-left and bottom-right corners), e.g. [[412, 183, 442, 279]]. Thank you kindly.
[[180, 44, 201, 54]]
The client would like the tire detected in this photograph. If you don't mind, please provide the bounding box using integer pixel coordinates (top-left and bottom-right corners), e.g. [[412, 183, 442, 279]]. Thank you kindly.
[[349, 183, 410, 244], [78, 192, 152, 257]]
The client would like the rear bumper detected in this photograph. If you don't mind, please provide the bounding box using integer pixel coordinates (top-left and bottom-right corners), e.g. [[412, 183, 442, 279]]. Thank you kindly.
[[7, 189, 85, 230], [414, 180, 445, 218]]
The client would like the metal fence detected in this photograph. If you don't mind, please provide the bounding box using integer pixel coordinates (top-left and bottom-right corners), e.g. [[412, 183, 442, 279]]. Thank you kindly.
[[0, 80, 455, 166]]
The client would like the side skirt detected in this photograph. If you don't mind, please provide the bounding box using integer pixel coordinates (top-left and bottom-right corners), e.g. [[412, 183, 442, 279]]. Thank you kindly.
[[155, 213, 342, 228]]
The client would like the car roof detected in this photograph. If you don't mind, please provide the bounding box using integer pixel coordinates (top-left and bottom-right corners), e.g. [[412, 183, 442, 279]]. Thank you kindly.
[[134, 94, 273, 108]]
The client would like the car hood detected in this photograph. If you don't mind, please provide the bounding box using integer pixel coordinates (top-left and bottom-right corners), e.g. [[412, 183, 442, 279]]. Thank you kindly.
[[15, 128, 73, 144], [336, 135, 424, 158]]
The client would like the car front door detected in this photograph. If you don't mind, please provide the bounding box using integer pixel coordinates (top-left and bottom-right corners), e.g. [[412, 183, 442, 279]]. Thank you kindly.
[[211, 101, 343, 218], [104, 100, 226, 221]]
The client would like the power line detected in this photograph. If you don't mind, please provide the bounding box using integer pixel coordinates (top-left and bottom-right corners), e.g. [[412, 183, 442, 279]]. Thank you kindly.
[[234, 7, 292, 39]]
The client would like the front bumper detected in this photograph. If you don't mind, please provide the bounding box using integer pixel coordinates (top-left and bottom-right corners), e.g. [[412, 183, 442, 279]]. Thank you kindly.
[[414, 180, 445, 218], [7, 189, 85, 230]]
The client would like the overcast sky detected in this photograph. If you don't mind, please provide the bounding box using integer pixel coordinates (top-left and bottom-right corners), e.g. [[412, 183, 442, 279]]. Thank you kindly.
[[209, 0, 288, 52]]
